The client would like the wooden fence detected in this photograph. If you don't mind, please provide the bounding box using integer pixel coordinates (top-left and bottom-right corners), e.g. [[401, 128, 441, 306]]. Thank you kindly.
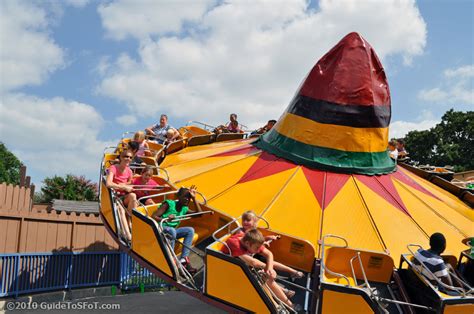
[[0, 168, 118, 253]]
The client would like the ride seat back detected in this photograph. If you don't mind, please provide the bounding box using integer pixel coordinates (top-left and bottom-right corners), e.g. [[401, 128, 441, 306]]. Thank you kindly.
[[215, 133, 245, 142], [103, 153, 119, 170], [324, 247, 394, 285], [180, 125, 212, 137], [187, 134, 214, 146], [166, 139, 186, 154]]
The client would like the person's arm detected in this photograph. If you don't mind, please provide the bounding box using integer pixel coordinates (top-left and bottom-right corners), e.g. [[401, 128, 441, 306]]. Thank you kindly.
[[259, 247, 276, 279], [145, 125, 156, 136], [152, 202, 171, 221], [239, 254, 267, 269], [188, 185, 202, 213]]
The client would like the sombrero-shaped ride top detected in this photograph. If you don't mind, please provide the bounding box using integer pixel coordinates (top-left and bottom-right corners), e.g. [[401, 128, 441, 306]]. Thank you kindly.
[[161, 32, 472, 259], [256, 32, 394, 175]]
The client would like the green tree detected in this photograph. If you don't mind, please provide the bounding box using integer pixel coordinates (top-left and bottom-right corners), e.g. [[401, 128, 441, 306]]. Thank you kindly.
[[404, 109, 474, 172], [0, 142, 23, 185], [40, 174, 98, 202]]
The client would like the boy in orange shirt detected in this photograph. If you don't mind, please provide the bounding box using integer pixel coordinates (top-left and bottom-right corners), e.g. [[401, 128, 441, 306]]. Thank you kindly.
[[222, 229, 296, 309]]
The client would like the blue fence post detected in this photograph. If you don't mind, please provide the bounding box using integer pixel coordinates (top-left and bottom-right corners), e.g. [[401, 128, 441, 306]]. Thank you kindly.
[[119, 253, 125, 289], [14, 255, 20, 298]]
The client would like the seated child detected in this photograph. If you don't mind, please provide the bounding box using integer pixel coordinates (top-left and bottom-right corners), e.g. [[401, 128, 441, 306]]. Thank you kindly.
[[214, 113, 243, 134], [388, 140, 398, 160], [164, 128, 182, 145], [127, 141, 143, 166], [221, 229, 297, 309], [237, 211, 303, 280], [133, 131, 151, 158], [152, 186, 202, 273], [132, 166, 160, 205]]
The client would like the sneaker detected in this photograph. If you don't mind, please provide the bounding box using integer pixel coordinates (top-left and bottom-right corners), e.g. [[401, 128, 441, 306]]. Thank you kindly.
[[181, 257, 197, 275]]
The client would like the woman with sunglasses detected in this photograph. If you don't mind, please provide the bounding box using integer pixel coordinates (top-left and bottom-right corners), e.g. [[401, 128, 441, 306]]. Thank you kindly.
[[106, 149, 137, 243]]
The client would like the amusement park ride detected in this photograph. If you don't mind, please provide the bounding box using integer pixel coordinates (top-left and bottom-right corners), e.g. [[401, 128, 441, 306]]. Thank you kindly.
[[99, 33, 473, 313]]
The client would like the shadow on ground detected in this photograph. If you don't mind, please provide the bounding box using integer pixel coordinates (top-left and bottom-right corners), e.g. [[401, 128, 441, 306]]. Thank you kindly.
[[6, 291, 225, 313]]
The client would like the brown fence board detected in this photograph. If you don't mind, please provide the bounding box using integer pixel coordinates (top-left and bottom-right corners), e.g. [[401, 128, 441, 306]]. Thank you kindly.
[[0, 184, 7, 209], [24, 220, 38, 252], [4, 219, 21, 253], [5, 185, 14, 210], [12, 186, 20, 211], [0, 218, 9, 252]]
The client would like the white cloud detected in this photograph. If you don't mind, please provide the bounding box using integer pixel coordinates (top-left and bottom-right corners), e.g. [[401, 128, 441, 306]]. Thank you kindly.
[[0, 1, 65, 92], [64, 0, 90, 8], [389, 119, 439, 139], [0, 93, 115, 182], [418, 65, 474, 105], [444, 65, 474, 79], [98, 0, 215, 40], [116, 114, 137, 126], [97, 0, 427, 128]]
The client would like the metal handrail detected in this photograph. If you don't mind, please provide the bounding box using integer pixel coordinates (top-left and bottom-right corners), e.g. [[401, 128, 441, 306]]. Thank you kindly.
[[406, 244, 468, 296], [129, 165, 170, 181], [186, 120, 216, 131], [211, 217, 242, 256], [319, 234, 351, 286], [138, 190, 208, 214]]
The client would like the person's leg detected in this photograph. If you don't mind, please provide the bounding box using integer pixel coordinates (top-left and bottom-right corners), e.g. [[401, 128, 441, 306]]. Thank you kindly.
[[163, 227, 177, 251], [123, 193, 137, 230], [116, 201, 131, 241], [273, 261, 303, 278], [267, 278, 293, 308], [175, 227, 195, 258]]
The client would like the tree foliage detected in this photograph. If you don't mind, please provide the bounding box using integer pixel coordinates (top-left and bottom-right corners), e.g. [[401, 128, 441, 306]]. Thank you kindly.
[[40, 174, 98, 203], [404, 109, 474, 172], [0, 142, 23, 185]]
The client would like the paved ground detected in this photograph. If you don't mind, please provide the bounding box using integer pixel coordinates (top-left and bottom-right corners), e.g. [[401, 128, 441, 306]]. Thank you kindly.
[[3, 291, 226, 314]]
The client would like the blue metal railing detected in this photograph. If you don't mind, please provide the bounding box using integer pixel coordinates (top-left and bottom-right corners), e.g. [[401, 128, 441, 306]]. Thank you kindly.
[[0, 252, 166, 298], [119, 253, 165, 290]]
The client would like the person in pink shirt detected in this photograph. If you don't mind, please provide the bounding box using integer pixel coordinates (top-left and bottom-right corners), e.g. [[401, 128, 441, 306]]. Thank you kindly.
[[225, 113, 243, 133], [106, 150, 137, 242], [132, 166, 160, 205]]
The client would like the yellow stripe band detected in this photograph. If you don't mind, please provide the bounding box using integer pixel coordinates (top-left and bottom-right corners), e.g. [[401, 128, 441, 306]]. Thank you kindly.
[[275, 113, 388, 153]]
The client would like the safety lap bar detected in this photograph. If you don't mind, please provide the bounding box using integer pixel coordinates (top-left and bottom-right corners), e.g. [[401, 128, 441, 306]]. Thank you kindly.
[[158, 211, 214, 230], [129, 165, 170, 181], [350, 252, 372, 290], [137, 190, 208, 215], [319, 234, 351, 286]]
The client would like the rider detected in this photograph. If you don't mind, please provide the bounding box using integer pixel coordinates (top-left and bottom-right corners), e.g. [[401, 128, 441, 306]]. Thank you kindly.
[[152, 186, 202, 273]]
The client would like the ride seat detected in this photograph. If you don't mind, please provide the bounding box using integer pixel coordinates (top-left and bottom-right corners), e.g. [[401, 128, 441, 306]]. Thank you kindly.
[[323, 247, 394, 287]]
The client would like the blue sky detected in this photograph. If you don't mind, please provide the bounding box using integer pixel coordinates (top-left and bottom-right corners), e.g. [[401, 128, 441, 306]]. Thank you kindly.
[[0, 0, 472, 188]]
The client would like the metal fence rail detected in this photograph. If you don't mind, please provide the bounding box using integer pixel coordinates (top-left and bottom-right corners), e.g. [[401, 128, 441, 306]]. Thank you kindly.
[[0, 252, 165, 298]]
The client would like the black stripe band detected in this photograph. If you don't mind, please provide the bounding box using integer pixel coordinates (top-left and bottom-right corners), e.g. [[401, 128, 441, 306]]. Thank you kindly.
[[287, 95, 391, 128]]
